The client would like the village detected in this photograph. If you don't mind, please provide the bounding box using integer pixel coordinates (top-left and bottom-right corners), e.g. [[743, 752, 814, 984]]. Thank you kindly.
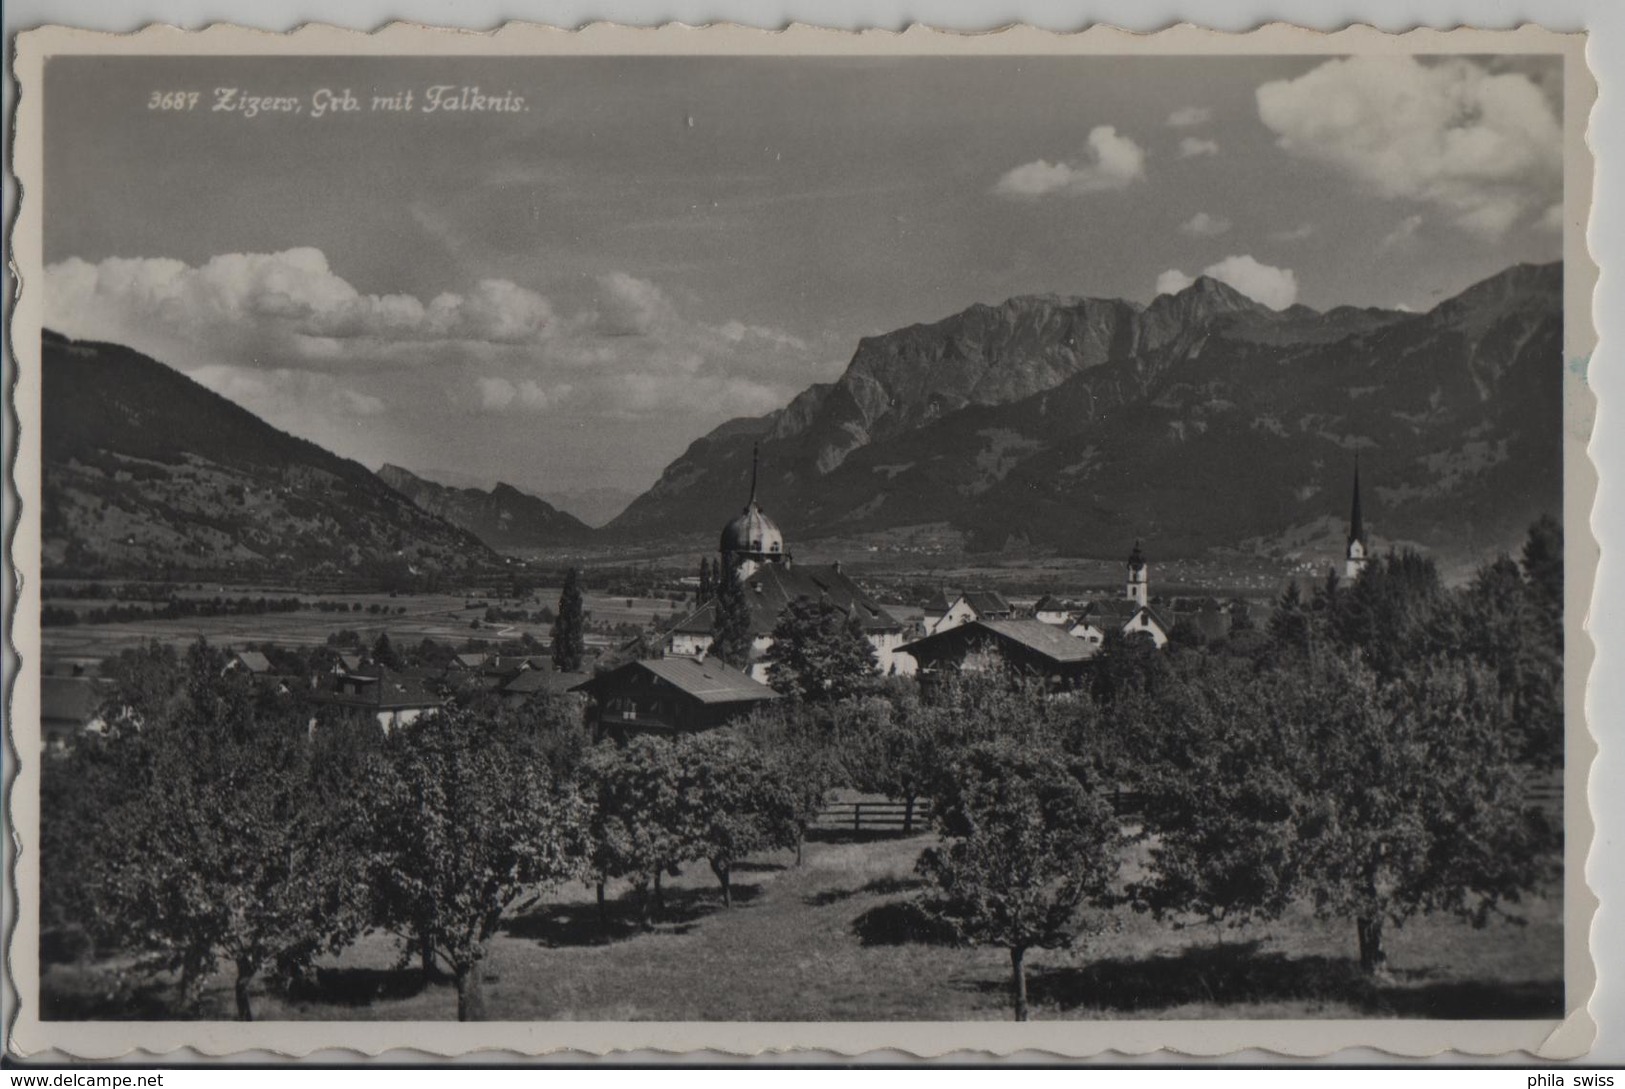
[[37, 445, 1375, 753]]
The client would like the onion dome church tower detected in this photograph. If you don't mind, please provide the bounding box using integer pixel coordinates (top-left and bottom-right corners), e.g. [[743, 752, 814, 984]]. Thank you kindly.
[[1125, 540, 1149, 607], [720, 443, 789, 581], [1345, 457, 1369, 580]]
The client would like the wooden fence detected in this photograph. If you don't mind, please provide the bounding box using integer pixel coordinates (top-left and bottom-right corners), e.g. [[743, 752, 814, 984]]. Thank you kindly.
[[814, 799, 931, 833]]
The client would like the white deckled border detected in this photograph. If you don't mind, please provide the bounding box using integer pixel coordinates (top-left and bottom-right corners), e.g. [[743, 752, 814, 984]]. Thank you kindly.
[[2, 18, 1600, 1063]]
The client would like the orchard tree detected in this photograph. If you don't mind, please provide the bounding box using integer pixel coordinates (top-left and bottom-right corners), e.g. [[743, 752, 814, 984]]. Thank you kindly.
[[1295, 652, 1558, 975], [673, 731, 801, 907], [93, 645, 365, 1020], [919, 740, 1123, 1021], [361, 706, 588, 1020], [763, 595, 877, 703], [582, 737, 689, 927], [711, 564, 755, 669], [552, 568, 587, 672], [1128, 662, 1311, 930]]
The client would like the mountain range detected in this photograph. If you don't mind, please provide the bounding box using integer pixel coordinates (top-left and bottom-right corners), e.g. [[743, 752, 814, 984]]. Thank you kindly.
[[41, 331, 502, 579], [609, 262, 1563, 564], [376, 464, 597, 550]]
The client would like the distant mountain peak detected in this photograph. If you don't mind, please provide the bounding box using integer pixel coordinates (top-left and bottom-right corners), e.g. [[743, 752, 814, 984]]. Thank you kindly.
[[377, 464, 595, 550]]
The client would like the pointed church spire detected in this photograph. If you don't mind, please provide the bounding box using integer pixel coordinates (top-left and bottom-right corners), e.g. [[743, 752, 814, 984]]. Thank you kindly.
[[748, 441, 760, 507], [1348, 454, 1364, 547]]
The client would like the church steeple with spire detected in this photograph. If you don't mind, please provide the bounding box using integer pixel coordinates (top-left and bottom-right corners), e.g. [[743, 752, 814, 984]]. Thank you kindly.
[[1345, 456, 1369, 580], [719, 442, 789, 580]]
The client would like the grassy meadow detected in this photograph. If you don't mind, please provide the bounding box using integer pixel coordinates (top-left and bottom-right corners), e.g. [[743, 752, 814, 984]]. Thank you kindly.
[[42, 831, 1563, 1023]]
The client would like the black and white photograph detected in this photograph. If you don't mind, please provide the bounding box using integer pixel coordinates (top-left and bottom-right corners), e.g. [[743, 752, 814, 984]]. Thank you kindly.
[[4, 21, 1598, 1058]]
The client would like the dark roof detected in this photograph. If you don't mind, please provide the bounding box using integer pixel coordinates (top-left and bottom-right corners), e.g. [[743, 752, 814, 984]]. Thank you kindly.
[[669, 564, 900, 637], [901, 618, 1097, 666], [41, 676, 106, 724], [312, 668, 445, 711], [923, 589, 957, 614], [960, 590, 1012, 616], [501, 666, 589, 696], [452, 652, 489, 669], [1082, 598, 1145, 621], [339, 654, 365, 672], [1032, 594, 1067, 613], [573, 657, 780, 706]]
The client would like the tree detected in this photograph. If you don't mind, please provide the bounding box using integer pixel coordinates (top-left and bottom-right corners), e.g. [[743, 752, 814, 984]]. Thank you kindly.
[[1267, 580, 1311, 655], [763, 595, 878, 703], [840, 690, 941, 834], [1521, 513, 1563, 614], [918, 740, 1123, 1021], [672, 731, 801, 907], [371, 631, 401, 671], [552, 568, 587, 673], [91, 644, 365, 1020], [711, 565, 755, 669], [361, 706, 588, 1019], [1129, 662, 1310, 931], [1294, 652, 1558, 975], [582, 737, 689, 928], [698, 557, 714, 604]]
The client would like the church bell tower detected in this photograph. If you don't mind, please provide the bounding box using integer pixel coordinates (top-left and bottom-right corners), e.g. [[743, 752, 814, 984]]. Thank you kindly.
[[1126, 540, 1149, 607]]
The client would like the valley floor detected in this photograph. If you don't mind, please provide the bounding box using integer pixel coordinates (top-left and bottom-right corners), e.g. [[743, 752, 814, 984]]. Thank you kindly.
[[42, 832, 1564, 1023]]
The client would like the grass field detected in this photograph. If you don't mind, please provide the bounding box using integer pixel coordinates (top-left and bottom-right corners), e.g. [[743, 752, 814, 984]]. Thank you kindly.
[[42, 832, 1563, 1023]]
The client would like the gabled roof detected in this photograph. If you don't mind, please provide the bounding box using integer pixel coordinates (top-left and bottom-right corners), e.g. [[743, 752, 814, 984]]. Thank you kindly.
[[668, 564, 900, 637], [452, 652, 489, 669], [902, 618, 1097, 666], [574, 657, 780, 706], [1081, 598, 1144, 621], [312, 667, 445, 711], [1032, 594, 1067, 613], [923, 588, 957, 614], [338, 653, 365, 672], [229, 650, 273, 673], [41, 676, 107, 724], [959, 590, 1012, 616], [501, 666, 589, 696]]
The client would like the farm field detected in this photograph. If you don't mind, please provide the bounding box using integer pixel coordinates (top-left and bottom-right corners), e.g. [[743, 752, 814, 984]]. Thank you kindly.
[[41, 832, 1563, 1023], [39, 586, 693, 672]]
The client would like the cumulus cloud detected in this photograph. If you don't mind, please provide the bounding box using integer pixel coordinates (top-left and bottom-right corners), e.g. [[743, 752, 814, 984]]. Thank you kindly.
[[1156, 269, 1196, 296], [1272, 223, 1316, 243], [1167, 106, 1212, 127], [1256, 56, 1561, 238], [46, 248, 554, 349], [1179, 212, 1232, 237], [1177, 137, 1220, 159], [1155, 254, 1299, 310], [44, 245, 836, 445], [993, 126, 1147, 198]]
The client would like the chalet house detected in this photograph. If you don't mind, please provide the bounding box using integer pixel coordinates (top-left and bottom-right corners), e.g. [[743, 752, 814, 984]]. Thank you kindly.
[[900, 618, 1097, 689], [1076, 599, 1171, 648], [223, 650, 273, 676], [572, 657, 780, 741], [929, 590, 1014, 634], [308, 666, 445, 735], [40, 675, 110, 752], [1032, 595, 1072, 625], [498, 663, 591, 708], [922, 589, 957, 632]]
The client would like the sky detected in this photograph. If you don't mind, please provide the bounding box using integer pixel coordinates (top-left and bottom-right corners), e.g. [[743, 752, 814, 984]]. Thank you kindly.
[[42, 53, 1565, 496]]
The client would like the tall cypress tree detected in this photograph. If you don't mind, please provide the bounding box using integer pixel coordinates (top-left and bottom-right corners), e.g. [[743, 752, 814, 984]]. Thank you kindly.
[[552, 568, 586, 673], [711, 563, 754, 669], [698, 558, 714, 604]]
